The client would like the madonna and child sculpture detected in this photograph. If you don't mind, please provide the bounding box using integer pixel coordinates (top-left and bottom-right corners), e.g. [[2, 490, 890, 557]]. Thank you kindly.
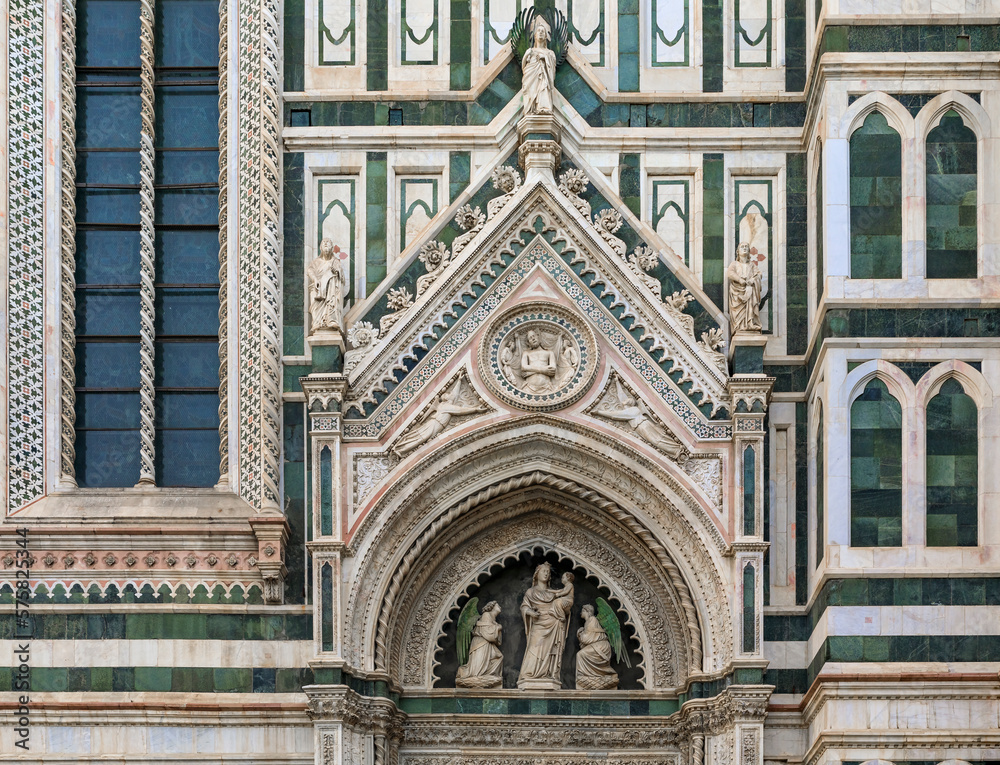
[[518, 565, 575, 689], [452, 563, 629, 691]]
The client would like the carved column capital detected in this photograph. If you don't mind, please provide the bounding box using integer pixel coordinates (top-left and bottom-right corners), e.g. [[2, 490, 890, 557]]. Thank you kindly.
[[249, 515, 290, 604]]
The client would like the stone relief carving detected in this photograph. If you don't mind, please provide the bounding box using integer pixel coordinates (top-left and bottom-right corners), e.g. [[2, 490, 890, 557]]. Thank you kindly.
[[727, 242, 762, 333], [452, 204, 486, 256], [741, 728, 759, 765], [518, 565, 575, 689], [396, 506, 687, 690], [589, 373, 688, 463], [575, 600, 625, 690], [557, 168, 591, 218], [664, 289, 696, 337], [480, 304, 598, 412], [698, 328, 728, 375], [344, 321, 380, 375], [309, 238, 347, 332], [392, 373, 489, 458], [346, 424, 730, 681], [343, 199, 729, 422], [379, 287, 414, 335], [455, 598, 503, 688], [593, 208, 626, 256], [354, 454, 393, 507], [487, 166, 522, 220], [684, 457, 723, 511], [416, 240, 452, 297], [628, 244, 662, 299]]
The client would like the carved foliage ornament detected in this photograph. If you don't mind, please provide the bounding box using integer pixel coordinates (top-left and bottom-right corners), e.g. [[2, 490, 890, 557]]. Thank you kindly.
[[479, 303, 598, 412]]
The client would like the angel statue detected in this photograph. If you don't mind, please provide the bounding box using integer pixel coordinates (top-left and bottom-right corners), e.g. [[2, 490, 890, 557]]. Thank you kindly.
[[501, 329, 579, 395], [593, 376, 686, 462], [575, 599, 629, 690], [455, 598, 503, 689], [392, 376, 488, 457], [511, 8, 568, 117]]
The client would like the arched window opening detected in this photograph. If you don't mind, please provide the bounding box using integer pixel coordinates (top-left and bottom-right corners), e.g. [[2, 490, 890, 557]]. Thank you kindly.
[[850, 111, 902, 280], [926, 110, 978, 279], [850, 378, 902, 547], [926, 378, 978, 546]]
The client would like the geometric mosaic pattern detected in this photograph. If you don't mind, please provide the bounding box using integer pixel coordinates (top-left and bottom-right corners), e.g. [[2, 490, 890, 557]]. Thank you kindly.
[[7, 0, 46, 512]]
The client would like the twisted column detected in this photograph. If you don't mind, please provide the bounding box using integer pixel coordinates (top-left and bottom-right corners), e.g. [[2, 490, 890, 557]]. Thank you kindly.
[[259, 0, 283, 511], [59, 0, 79, 487], [135, 0, 157, 485], [215, 0, 230, 488]]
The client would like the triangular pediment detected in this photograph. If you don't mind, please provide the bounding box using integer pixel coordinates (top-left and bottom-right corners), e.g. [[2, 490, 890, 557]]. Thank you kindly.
[[341, 174, 733, 442]]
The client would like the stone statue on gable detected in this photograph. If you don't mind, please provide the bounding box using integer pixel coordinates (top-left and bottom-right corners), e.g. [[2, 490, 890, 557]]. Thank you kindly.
[[512, 8, 568, 117], [308, 238, 346, 333]]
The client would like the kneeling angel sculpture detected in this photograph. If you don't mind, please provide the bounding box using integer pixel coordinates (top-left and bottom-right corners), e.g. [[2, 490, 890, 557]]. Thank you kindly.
[[575, 598, 630, 690], [455, 598, 503, 689]]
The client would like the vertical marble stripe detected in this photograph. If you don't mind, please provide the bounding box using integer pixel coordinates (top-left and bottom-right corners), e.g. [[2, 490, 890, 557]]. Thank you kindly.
[[7, 0, 46, 510], [702, 0, 723, 91], [366, 153, 388, 292], [701, 153, 725, 307]]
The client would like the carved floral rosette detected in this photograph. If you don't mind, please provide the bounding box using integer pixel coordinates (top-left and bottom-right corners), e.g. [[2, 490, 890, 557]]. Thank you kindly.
[[478, 303, 598, 412]]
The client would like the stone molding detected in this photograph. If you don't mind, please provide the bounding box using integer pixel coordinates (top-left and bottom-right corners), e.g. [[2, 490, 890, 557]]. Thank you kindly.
[[344, 423, 732, 676]]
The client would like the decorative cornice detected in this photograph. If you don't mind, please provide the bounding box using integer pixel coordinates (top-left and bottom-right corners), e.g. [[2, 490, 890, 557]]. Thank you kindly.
[[300, 374, 350, 412]]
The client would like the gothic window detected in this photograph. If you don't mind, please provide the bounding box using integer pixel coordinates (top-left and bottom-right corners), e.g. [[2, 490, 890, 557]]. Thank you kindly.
[[73, 0, 221, 487], [650, 0, 689, 67], [849, 111, 902, 279], [926, 110, 978, 279], [926, 379, 978, 547], [850, 378, 902, 547], [733, 0, 771, 67]]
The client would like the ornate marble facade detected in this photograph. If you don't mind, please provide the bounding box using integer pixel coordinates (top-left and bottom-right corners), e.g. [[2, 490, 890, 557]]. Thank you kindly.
[[3, 1, 1000, 764]]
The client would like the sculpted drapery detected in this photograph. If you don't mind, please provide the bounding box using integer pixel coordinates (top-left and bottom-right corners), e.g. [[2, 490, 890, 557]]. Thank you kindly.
[[521, 17, 556, 116], [518, 564, 574, 688], [727, 241, 762, 332], [575, 603, 619, 690]]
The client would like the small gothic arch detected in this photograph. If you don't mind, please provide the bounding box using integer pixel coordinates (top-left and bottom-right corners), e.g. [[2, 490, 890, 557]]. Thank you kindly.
[[839, 91, 913, 140], [917, 359, 993, 410], [914, 90, 991, 142], [844, 359, 914, 410]]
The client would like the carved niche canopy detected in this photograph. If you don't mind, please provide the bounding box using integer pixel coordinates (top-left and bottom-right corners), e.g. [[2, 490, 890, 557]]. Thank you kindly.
[[479, 302, 599, 412]]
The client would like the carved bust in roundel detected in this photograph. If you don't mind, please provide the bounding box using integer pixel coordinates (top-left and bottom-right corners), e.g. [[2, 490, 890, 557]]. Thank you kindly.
[[479, 303, 599, 412]]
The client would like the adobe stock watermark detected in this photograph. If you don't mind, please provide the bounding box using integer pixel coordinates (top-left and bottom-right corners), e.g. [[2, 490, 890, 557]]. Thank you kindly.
[[13, 527, 32, 751]]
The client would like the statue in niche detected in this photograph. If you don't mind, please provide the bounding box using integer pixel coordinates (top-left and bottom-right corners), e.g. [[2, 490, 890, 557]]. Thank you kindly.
[[518, 565, 574, 689], [455, 598, 503, 689], [512, 9, 567, 117], [308, 238, 346, 332], [727, 241, 762, 333], [392, 376, 488, 457], [500, 328, 579, 395], [592, 376, 687, 462], [576, 599, 630, 690]]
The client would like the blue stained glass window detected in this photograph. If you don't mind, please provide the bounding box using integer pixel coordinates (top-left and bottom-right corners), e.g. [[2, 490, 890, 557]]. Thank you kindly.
[[78, 0, 141, 66], [75, 431, 141, 487], [75, 291, 141, 336], [155, 290, 220, 335], [76, 231, 141, 284], [156, 0, 221, 67], [74, 0, 221, 488], [155, 342, 219, 388]]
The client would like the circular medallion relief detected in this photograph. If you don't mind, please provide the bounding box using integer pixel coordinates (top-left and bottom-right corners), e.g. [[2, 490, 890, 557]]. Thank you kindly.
[[479, 303, 598, 411]]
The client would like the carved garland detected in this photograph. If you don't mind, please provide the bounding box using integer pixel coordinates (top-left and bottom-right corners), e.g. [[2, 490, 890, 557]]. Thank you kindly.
[[391, 505, 690, 689], [345, 428, 732, 672]]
